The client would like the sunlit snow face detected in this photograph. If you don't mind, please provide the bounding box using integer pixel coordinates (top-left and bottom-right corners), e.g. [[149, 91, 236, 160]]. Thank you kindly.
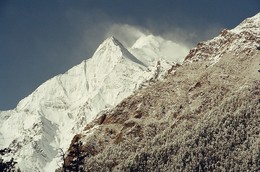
[[104, 24, 190, 63]]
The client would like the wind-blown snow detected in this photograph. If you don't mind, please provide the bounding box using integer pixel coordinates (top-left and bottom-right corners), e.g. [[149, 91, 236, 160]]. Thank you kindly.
[[130, 34, 189, 65], [0, 35, 189, 171]]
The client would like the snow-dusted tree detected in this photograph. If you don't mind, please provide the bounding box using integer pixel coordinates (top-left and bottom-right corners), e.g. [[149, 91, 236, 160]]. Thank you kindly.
[[65, 140, 87, 172], [57, 148, 67, 172], [0, 157, 18, 172]]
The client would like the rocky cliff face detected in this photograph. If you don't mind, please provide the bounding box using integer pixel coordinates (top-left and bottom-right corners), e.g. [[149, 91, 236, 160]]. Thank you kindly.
[[62, 13, 260, 171]]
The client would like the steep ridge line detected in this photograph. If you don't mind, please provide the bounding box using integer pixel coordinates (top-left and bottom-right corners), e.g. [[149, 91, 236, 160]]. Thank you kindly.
[[60, 13, 260, 172]]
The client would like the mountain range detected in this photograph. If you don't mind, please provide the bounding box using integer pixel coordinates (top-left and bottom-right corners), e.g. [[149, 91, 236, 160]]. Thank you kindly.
[[0, 32, 188, 171], [1, 12, 259, 171]]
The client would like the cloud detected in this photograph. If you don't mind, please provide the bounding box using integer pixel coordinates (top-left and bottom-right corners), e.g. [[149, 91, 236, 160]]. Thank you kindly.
[[105, 24, 148, 48], [140, 22, 225, 49], [63, 6, 225, 66]]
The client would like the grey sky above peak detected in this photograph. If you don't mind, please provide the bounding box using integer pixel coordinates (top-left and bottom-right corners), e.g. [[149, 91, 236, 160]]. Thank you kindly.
[[0, 0, 259, 110]]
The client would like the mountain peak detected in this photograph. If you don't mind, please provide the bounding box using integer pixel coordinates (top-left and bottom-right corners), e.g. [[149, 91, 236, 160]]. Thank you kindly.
[[93, 36, 146, 67], [108, 36, 121, 44], [101, 36, 125, 49], [93, 36, 127, 58]]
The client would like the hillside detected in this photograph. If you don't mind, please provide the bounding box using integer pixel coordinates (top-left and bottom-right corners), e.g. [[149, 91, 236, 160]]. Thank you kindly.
[[61, 13, 260, 171]]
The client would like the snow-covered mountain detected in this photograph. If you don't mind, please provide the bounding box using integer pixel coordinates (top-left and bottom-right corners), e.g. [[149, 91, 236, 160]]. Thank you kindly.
[[61, 13, 260, 172], [0, 34, 188, 171], [130, 34, 188, 65]]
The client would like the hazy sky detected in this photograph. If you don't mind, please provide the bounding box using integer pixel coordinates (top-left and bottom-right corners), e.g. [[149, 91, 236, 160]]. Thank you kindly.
[[0, 0, 259, 110]]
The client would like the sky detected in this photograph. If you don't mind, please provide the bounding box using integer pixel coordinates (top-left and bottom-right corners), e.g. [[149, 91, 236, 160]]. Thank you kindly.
[[0, 0, 259, 110]]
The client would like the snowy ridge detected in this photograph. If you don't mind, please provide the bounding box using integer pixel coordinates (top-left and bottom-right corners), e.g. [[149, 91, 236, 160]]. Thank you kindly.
[[185, 13, 260, 64], [130, 34, 188, 65], [0, 35, 188, 171]]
